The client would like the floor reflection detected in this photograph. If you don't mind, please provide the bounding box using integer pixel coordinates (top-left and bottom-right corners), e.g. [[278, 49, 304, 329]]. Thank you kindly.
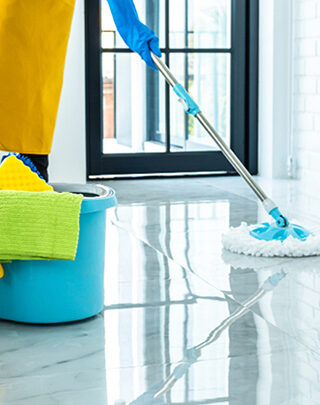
[[2, 177, 320, 404], [113, 195, 259, 292], [143, 272, 286, 404], [104, 225, 313, 405]]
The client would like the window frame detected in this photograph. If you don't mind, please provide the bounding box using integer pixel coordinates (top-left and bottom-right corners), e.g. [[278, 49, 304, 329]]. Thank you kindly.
[[85, 0, 259, 178]]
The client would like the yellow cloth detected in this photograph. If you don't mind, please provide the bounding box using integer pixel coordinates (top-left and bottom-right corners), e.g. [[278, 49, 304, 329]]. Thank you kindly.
[[0, 0, 76, 154], [0, 155, 53, 191]]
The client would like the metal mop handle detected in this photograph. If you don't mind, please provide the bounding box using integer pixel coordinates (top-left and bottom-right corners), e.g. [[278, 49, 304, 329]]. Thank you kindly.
[[151, 52, 287, 226]]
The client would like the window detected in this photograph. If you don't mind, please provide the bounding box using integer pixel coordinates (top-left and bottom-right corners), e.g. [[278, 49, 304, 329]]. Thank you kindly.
[[85, 0, 258, 177]]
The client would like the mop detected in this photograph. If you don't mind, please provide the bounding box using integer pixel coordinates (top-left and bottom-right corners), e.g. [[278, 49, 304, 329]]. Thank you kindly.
[[151, 53, 320, 258], [222, 248, 320, 272], [127, 270, 286, 404]]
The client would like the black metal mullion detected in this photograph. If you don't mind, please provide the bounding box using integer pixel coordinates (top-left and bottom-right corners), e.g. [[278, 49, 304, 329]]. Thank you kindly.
[[101, 48, 232, 53], [95, 151, 234, 176], [230, 0, 247, 165], [85, 0, 103, 176], [184, 0, 189, 144], [247, 0, 259, 174], [146, 0, 160, 144], [165, 0, 170, 153], [165, 0, 169, 50]]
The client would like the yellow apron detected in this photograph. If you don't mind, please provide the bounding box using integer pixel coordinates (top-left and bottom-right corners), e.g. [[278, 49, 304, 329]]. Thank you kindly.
[[0, 0, 75, 154]]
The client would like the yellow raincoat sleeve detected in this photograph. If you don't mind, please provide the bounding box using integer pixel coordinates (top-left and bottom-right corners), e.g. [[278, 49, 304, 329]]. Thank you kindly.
[[0, 0, 76, 155]]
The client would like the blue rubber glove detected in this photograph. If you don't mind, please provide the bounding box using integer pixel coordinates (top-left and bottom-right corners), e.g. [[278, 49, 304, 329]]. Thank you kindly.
[[106, 0, 161, 70]]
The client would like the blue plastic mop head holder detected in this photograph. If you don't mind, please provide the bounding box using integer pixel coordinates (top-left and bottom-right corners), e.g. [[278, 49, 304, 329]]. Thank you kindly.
[[269, 207, 288, 228], [173, 83, 201, 116], [250, 206, 312, 242]]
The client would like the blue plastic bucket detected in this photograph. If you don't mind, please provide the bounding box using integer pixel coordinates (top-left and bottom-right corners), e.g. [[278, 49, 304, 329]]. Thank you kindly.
[[0, 184, 116, 324]]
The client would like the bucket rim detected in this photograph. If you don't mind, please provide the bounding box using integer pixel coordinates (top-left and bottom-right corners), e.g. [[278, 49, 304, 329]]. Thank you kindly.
[[50, 183, 115, 201]]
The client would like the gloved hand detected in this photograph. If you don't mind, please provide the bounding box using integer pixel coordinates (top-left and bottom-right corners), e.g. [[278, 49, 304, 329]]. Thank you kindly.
[[106, 0, 161, 70]]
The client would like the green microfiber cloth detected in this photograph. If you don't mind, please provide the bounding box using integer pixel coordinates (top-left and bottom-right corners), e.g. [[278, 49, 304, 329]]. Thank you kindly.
[[0, 190, 83, 262]]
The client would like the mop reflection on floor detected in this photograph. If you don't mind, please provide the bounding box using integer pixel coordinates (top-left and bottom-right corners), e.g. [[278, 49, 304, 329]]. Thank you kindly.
[[127, 270, 286, 405]]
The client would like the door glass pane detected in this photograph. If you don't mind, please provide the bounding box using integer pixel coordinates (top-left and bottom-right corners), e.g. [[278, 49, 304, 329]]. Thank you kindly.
[[170, 53, 230, 152], [170, 0, 231, 48], [102, 53, 166, 154], [102, 0, 165, 49]]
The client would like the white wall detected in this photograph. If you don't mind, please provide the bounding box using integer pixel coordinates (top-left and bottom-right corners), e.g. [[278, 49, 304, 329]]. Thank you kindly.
[[259, 0, 320, 191], [292, 0, 320, 195], [258, 0, 293, 179], [49, 0, 86, 184]]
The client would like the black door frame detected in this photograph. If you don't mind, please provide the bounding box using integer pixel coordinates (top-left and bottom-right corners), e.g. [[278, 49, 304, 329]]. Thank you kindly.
[[85, 0, 258, 178]]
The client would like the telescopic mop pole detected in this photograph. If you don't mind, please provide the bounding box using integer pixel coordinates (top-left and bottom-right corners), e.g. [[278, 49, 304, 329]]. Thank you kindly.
[[151, 52, 288, 228]]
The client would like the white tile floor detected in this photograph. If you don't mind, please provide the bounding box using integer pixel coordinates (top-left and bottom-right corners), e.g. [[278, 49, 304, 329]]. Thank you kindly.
[[1, 175, 320, 404]]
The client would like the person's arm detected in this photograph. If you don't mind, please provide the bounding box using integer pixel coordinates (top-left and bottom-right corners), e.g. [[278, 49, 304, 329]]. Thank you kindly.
[[106, 0, 161, 70]]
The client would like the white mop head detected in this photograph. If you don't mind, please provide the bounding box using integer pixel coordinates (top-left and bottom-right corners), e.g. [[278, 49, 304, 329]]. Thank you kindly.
[[222, 249, 320, 271], [222, 249, 290, 270], [222, 222, 320, 257]]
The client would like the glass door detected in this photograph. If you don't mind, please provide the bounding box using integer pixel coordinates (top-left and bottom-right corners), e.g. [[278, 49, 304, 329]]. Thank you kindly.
[[85, 0, 258, 177]]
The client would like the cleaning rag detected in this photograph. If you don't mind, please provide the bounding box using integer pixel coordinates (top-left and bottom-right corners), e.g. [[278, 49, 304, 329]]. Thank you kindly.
[[0, 190, 83, 262]]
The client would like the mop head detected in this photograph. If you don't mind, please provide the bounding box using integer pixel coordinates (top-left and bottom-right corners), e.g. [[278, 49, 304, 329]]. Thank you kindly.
[[222, 222, 320, 257], [222, 248, 320, 270], [222, 249, 290, 270]]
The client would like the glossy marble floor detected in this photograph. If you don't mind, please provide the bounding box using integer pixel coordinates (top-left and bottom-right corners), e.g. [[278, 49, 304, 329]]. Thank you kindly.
[[2, 176, 320, 404]]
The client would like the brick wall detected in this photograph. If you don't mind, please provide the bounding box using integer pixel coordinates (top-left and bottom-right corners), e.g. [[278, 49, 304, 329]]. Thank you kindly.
[[293, 0, 320, 191], [103, 80, 115, 139]]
